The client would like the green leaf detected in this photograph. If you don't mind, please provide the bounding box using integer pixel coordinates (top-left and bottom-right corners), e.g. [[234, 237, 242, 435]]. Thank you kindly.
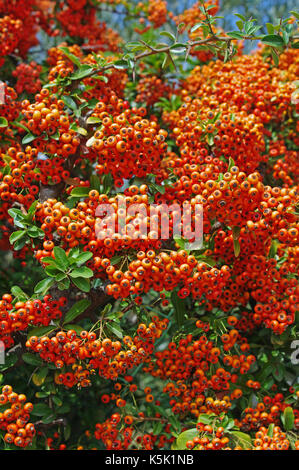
[[53, 246, 69, 271], [268, 239, 278, 258], [152, 421, 165, 435], [27, 200, 39, 221], [22, 353, 43, 366], [176, 428, 198, 450], [69, 266, 93, 278], [71, 277, 90, 292], [64, 324, 84, 334], [197, 256, 216, 267], [13, 238, 27, 250], [227, 31, 244, 40], [27, 226, 44, 238], [113, 59, 128, 70], [0, 117, 8, 128], [71, 65, 95, 80], [31, 403, 52, 417], [59, 47, 81, 66], [86, 116, 102, 125], [70, 187, 90, 197], [11, 285, 28, 301], [61, 95, 77, 111], [271, 48, 279, 66], [160, 31, 175, 41], [52, 395, 62, 407], [266, 23, 275, 34], [231, 431, 252, 449], [9, 230, 26, 244], [290, 11, 299, 20], [171, 291, 186, 327], [173, 236, 186, 249], [234, 13, 246, 21], [228, 157, 235, 171], [32, 367, 48, 386], [64, 298, 91, 324], [283, 407, 294, 431], [27, 325, 55, 338], [168, 414, 181, 432], [57, 278, 70, 290], [261, 34, 284, 47], [55, 272, 67, 282], [267, 423, 274, 437], [236, 20, 243, 31], [197, 414, 213, 424], [70, 251, 93, 266], [233, 239, 241, 257], [22, 132, 35, 144], [232, 226, 241, 240], [34, 278, 55, 294], [106, 321, 123, 339]]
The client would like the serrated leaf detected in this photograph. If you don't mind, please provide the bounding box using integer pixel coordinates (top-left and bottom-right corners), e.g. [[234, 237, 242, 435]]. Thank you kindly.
[[32, 367, 48, 386], [22, 353, 43, 366], [64, 298, 91, 324], [231, 431, 252, 449], [72, 251, 93, 266], [233, 239, 241, 257], [152, 420, 165, 435], [53, 246, 69, 271], [86, 116, 102, 124], [9, 230, 26, 244], [61, 95, 77, 111], [106, 321, 123, 339], [227, 31, 244, 40], [70, 187, 90, 197], [59, 47, 81, 66], [261, 34, 284, 47], [31, 403, 52, 417], [267, 423, 274, 437], [176, 428, 198, 450], [11, 285, 28, 301], [34, 278, 55, 294], [71, 277, 90, 292], [64, 324, 84, 334], [283, 407, 294, 431], [22, 132, 35, 144], [71, 65, 95, 80], [290, 11, 299, 20], [70, 266, 93, 278], [28, 325, 55, 338], [171, 291, 186, 327], [0, 117, 8, 127]]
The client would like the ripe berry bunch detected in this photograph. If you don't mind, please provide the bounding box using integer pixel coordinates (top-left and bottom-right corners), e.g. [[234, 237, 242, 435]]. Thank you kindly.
[[0, 293, 66, 349], [91, 96, 168, 185], [0, 85, 20, 123], [253, 425, 291, 450], [235, 394, 299, 432], [136, 75, 172, 107], [94, 409, 174, 450], [26, 317, 168, 385], [0, 146, 40, 208], [0, 16, 22, 66], [164, 103, 266, 173], [12, 62, 42, 95], [21, 88, 81, 159], [144, 333, 255, 417], [0, 385, 35, 448], [55, 0, 122, 51], [105, 249, 231, 304]]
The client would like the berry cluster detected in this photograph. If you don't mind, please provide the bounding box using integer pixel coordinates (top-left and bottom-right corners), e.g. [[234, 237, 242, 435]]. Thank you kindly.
[[0, 385, 35, 448]]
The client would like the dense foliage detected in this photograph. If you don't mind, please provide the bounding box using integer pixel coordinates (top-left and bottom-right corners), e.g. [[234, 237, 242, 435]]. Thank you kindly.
[[0, 0, 298, 451]]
